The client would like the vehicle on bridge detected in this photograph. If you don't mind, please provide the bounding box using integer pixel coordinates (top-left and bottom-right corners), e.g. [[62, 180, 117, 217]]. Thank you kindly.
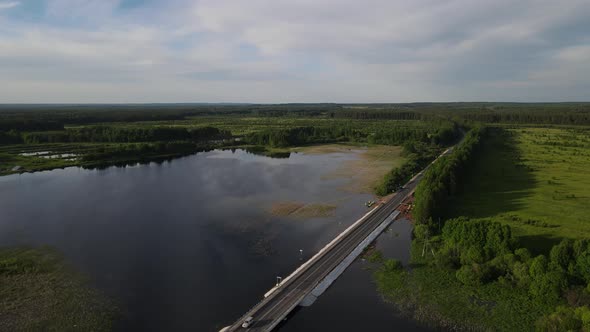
[[242, 316, 254, 328]]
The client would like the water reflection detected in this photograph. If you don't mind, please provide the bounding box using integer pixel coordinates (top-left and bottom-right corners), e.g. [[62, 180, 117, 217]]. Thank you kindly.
[[0, 149, 427, 331]]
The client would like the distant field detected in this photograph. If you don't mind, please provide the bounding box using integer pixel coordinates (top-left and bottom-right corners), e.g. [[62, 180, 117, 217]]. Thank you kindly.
[[83, 116, 433, 136], [448, 126, 590, 251], [1, 115, 431, 176]]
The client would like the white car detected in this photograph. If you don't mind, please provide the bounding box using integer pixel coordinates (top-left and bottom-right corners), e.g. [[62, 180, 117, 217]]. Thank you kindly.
[[242, 316, 254, 328]]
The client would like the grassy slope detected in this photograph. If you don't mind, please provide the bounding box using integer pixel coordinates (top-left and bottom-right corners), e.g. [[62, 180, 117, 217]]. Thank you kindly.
[[448, 126, 590, 252]]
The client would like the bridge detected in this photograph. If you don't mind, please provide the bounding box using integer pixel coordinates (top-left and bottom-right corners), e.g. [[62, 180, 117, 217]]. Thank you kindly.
[[221, 147, 454, 332]]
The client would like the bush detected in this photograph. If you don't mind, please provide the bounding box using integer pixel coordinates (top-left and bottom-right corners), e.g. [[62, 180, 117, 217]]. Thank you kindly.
[[550, 239, 574, 272], [489, 253, 517, 278], [511, 261, 531, 287], [456, 263, 492, 286], [515, 248, 532, 262], [383, 259, 403, 272], [441, 218, 515, 262], [413, 224, 430, 241], [530, 255, 549, 276], [536, 306, 582, 332], [367, 250, 384, 263], [460, 246, 485, 265], [529, 270, 567, 304], [456, 265, 480, 286]]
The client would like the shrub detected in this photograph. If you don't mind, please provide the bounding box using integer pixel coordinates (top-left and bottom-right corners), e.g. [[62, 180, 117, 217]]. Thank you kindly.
[[530, 270, 567, 304], [530, 255, 549, 276], [383, 259, 403, 272], [460, 246, 485, 265], [536, 306, 581, 332], [456, 263, 492, 286], [550, 239, 574, 272], [515, 248, 532, 262], [413, 224, 430, 241]]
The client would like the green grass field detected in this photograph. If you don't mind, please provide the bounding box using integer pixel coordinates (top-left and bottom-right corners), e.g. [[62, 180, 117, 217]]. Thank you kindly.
[[448, 126, 590, 252]]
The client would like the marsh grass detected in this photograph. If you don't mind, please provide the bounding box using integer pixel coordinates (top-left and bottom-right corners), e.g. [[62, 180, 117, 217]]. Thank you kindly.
[[268, 201, 337, 219], [0, 247, 116, 331]]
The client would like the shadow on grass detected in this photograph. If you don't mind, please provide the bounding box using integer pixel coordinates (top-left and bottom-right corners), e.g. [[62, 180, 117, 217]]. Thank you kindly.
[[517, 234, 562, 256], [447, 127, 537, 219], [443, 128, 566, 254], [408, 262, 428, 270]]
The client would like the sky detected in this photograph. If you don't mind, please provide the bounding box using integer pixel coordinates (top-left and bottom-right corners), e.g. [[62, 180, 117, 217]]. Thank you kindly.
[[0, 0, 589, 103]]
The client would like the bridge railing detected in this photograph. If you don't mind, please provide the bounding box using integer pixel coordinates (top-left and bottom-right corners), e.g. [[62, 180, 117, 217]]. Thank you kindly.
[[225, 199, 389, 330]]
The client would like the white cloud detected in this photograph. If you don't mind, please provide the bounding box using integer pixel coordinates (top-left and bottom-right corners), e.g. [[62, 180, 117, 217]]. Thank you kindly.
[[0, 0, 588, 102], [0, 1, 19, 10]]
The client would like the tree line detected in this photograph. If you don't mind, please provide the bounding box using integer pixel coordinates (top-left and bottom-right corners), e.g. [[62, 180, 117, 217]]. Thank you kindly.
[[21, 126, 230, 144], [375, 141, 441, 196], [80, 141, 208, 163], [329, 110, 424, 120], [412, 126, 487, 226], [461, 110, 590, 125], [243, 122, 461, 148], [2, 103, 589, 139]]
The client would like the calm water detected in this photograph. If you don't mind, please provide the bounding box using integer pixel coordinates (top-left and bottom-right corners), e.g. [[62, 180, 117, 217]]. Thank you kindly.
[[0, 149, 430, 331]]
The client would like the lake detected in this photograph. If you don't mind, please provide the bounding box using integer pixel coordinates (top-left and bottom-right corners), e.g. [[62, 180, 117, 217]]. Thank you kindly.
[[0, 148, 430, 331]]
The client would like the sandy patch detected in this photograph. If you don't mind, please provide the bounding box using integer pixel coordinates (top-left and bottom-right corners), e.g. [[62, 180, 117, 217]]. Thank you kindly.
[[295, 144, 405, 193], [269, 201, 337, 219]]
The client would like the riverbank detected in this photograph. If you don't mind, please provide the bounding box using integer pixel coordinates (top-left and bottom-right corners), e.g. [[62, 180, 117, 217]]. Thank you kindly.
[[0, 247, 116, 331], [0, 141, 223, 176]]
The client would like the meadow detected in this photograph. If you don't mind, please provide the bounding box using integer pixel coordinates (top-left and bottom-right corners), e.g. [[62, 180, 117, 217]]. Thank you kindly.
[[375, 125, 590, 331], [448, 126, 590, 251]]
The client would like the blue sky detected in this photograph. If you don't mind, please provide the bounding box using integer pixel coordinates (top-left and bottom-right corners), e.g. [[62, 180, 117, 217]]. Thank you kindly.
[[0, 0, 589, 103]]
